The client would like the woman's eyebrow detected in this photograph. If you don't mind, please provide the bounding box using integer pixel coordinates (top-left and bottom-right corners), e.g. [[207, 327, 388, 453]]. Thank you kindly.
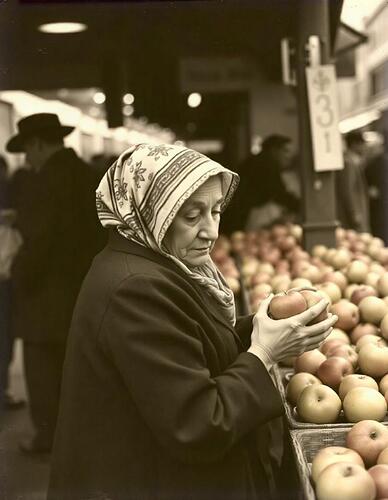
[[184, 198, 223, 210]]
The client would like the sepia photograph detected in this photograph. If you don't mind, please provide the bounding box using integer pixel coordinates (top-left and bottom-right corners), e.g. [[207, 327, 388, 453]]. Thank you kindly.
[[0, 0, 388, 499]]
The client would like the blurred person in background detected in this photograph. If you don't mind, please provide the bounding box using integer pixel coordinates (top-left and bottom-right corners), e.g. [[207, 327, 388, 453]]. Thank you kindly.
[[336, 131, 370, 233], [364, 137, 386, 240], [6, 113, 105, 454], [48, 143, 336, 500], [221, 134, 300, 234], [0, 155, 25, 412]]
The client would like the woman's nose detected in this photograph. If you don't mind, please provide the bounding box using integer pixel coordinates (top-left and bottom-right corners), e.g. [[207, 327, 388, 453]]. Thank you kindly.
[[198, 215, 219, 241]]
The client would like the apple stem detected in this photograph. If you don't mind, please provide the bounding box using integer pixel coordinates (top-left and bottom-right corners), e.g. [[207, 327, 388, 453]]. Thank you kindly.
[[343, 466, 353, 477]]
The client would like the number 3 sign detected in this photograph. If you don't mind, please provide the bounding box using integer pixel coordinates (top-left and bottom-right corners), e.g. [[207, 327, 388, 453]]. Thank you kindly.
[[306, 65, 344, 172]]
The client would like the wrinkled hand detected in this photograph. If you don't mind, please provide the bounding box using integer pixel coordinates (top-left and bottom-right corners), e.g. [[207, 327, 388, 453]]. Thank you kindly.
[[248, 294, 338, 368]]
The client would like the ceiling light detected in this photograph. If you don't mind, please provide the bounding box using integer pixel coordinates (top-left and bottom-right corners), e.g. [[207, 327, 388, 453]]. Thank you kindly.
[[93, 92, 106, 104], [123, 93, 135, 105], [38, 22, 88, 34], [187, 93, 202, 108]]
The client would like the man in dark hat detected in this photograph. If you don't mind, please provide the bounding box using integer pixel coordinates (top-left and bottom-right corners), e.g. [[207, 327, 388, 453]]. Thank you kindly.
[[6, 113, 105, 454]]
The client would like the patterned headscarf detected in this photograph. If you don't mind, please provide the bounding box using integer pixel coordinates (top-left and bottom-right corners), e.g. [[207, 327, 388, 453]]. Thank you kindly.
[[96, 143, 239, 325]]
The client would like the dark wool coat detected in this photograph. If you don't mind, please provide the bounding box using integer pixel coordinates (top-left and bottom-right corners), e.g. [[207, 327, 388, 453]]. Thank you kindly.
[[11, 148, 105, 343], [48, 230, 284, 500]]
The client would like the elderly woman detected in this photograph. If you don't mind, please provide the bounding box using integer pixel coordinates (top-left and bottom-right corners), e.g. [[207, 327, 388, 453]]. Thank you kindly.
[[48, 144, 336, 500]]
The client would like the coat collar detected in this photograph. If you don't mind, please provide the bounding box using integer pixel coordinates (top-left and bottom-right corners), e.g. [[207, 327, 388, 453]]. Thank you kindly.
[[107, 230, 243, 347]]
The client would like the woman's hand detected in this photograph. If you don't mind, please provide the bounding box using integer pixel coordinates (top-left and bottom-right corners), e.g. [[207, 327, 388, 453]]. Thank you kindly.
[[248, 294, 338, 368]]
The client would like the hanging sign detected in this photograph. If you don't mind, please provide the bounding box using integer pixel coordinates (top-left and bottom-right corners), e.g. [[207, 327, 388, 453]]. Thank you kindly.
[[306, 65, 344, 172]]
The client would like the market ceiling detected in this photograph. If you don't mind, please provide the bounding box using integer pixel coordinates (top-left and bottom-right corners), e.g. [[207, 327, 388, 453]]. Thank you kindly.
[[0, 0, 343, 134]]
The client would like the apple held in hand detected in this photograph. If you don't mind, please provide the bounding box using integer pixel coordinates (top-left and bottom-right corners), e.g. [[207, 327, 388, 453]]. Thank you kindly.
[[315, 462, 375, 500], [358, 343, 388, 378], [311, 446, 364, 484], [297, 384, 342, 424], [339, 374, 379, 401], [299, 290, 328, 325], [343, 387, 387, 422], [346, 420, 388, 467], [294, 349, 326, 375], [268, 290, 307, 319], [317, 356, 354, 390], [286, 372, 321, 407], [368, 464, 388, 499]]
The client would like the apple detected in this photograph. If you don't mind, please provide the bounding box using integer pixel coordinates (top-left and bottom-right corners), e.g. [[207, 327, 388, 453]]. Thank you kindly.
[[380, 313, 388, 340], [356, 334, 387, 352], [377, 448, 388, 465], [339, 374, 379, 400], [345, 284, 361, 301], [365, 272, 381, 289], [359, 296, 388, 325], [380, 374, 388, 395], [299, 290, 328, 325], [312, 244, 328, 259], [270, 275, 291, 293], [368, 464, 388, 499], [330, 300, 360, 331], [286, 372, 321, 406], [351, 286, 378, 306], [343, 386, 387, 422], [288, 278, 313, 290], [327, 344, 358, 368], [322, 271, 348, 292], [358, 343, 388, 378], [370, 262, 386, 275], [332, 248, 352, 270], [225, 277, 240, 294], [317, 356, 353, 390], [298, 265, 322, 284], [294, 349, 327, 376], [315, 462, 375, 500], [311, 446, 364, 484], [320, 338, 348, 356], [268, 290, 307, 319], [297, 384, 342, 424], [346, 420, 388, 467], [325, 328, 350, 344], [346, 260, 369, 284], [318, 282, 342, 304], [257, 262, 275, 277], [350, 323, 379, 344]]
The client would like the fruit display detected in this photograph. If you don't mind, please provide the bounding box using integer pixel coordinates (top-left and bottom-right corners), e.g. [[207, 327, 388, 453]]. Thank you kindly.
[[309, 421, 388, 499]]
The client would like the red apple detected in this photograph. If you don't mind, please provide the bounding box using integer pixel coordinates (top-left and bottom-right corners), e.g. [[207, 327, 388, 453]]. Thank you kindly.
[[343, 387, 387, 422], [350, 323, 379, 344], [368, 464, 388, 499], [358, 343, 388, 378], [327, 344, 358, 368], [346, 420, 388, 467], [268, 290, 307, 319], [351, 286, 378, 306], [339, 374, 379, 401], [315, 462, 375, 500], [286, 372, 321, 407], [330, 300, 360, 331], [320, 338, 348, 356], [297, 384, 342, 424], [317, 356, 354, 390], [294, 349, 326, 376], [311, 446, 364, 484], [299, 290, 329, 325]]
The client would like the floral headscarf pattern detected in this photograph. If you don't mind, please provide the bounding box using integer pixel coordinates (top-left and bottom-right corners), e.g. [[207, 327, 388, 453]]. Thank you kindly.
[[96, 143, 239, 325]]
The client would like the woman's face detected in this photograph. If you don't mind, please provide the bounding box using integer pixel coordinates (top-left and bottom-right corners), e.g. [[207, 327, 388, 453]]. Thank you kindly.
[[163, 176, 223, 266]]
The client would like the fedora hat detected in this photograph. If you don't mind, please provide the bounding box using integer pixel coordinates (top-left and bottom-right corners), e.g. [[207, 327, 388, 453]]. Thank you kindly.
[[6, 113, 74, 153]]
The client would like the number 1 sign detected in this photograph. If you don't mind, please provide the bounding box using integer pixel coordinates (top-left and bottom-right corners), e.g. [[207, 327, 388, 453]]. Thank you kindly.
[[306, 65, 344, 172]]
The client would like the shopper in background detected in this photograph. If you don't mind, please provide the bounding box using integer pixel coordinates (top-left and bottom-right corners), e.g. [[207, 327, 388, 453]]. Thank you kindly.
[[221, 134, 300, 234], [48, 143, 336, 500], [0, 155, 25, 412], [336, 131, 370, 232], [5, 113, 105, 454], [364, 139, 386, 240]]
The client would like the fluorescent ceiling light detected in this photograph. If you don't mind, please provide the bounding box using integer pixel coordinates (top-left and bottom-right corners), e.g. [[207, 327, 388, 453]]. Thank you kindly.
[[38, 22, 87, 34]]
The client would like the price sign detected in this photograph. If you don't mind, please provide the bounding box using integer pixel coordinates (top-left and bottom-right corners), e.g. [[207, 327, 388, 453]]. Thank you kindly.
[[306, 65, 344, 172]]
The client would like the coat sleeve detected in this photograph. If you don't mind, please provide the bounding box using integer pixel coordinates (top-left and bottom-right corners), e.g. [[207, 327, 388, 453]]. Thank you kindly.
[[100, 274, 284, 464], [234, 314, 254, 350]]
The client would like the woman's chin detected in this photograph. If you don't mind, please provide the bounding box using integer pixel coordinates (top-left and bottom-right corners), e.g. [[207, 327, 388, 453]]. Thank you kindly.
[[183, 254, 210, 267]]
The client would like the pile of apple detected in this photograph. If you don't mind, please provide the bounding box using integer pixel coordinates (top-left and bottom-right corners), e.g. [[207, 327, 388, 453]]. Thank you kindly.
[[310, 420, 388, 500], [210, 234, 241, 293]]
